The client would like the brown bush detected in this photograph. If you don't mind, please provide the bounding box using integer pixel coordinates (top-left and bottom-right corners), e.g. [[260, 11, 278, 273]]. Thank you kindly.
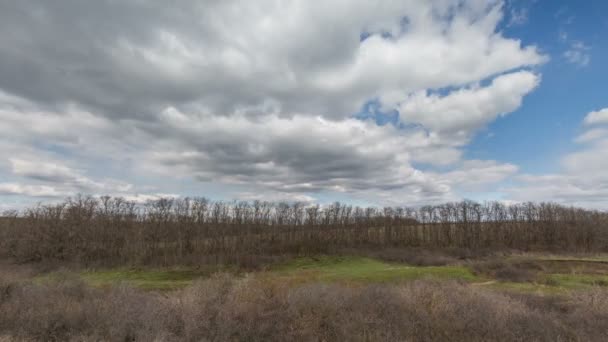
[[0, 275, 180, 341], [346, 247, 459, 266], [2, 274, 608, 341], [471, 259, 544, 282]]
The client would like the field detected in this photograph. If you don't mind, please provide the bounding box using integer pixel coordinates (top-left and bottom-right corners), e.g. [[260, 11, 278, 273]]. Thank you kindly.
[[21, 253, 608, 292], [5, 251, 608, 340], [4, 252, 608, 341], [2, 197, 608, 341]]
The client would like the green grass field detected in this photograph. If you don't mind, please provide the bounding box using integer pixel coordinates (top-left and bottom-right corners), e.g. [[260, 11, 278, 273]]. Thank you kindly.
[[32, 254, 608, 292], [272, 256, 479, 283], [80, 269, 212, 290], [36, 267, 228, 290]]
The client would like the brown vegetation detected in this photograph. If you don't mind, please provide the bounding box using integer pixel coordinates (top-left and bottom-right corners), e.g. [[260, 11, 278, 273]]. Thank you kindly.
[[2, 196, 608, 340], [2, 274, 608, 341], [1, 196, 607, 267], [470, 259, 544, 283]]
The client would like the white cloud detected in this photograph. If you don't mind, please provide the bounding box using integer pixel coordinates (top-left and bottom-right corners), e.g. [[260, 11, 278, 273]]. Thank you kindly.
[[562, 139, 608, 176], [6, 158, 134, 197], [507, 173, 608, 209], [434, 160, 519, 191], [0, 1, 546, 120], [397, 71, 540, 137], [0, 183, 67, 198], [575, 128, 608, 143], [506, 114, 608, 208], [0, 1, 549, 206], [121, 193, 180, 204], [508, 7, 529, 26], [233, 191, 316, 204], [563, 41, 591, 67], [583, 108, 608, 126]]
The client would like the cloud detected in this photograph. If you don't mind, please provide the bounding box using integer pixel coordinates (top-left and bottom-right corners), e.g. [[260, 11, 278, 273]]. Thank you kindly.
[[0, 1, 548, 206], [508, 7, 529, 26], [2, 157, 137, 201], [506, 114, 608, 208], [583, 108, 608, 126], [434, 160, 519, 191], [11, 158, 89, 184], [143, 108, 454, 197], [397, 71, 540, 137], [562, 139, 608, 176], [233, 191, 316, 204], [9, 158, 133, 194], [0, 1, 545, 121], [574, 128, 608, 143], [563, 41, 591, 67], [121, 193, 180, 204], [507, 173, 608, 208], [0, 183, 67, 198]]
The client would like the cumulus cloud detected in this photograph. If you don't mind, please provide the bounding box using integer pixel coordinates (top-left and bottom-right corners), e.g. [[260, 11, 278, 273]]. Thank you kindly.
[[0, 0, 548, 206], [397, 71, 540, 137], [574, 128, 608, 143], [583, 108, 608, 126], [506, 114, 608, 208], [0, 1, 545, 120], [143, 108, 454, 196]]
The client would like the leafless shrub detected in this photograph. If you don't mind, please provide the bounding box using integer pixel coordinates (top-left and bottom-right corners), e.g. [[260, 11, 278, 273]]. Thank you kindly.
[[3, 275, 608, 341], [0, 275, 181, 341], [471, 259, 543, 282], [350, 247, 459, 266], [397, 281, 571, 341]]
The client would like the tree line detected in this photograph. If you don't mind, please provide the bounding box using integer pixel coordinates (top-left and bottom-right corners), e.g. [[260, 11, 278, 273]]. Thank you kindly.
[[1, 195, 607, 266]]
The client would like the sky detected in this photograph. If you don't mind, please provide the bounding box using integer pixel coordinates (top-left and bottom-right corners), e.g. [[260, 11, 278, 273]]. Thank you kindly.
[[0, 0, 607, 210]]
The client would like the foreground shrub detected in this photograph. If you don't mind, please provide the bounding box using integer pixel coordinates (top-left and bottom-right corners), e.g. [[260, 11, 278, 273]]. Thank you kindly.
[[2, 274, 608, 341]]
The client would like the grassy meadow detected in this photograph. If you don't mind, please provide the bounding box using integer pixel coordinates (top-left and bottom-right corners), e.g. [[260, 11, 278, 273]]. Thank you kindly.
[[27, 253, 608, 293]]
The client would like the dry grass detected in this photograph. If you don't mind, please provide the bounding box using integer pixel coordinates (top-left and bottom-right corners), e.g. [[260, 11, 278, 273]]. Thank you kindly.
[[471, 259, 546, 283], [341, 247, 461, 266], [2, 272, 608, 341]]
